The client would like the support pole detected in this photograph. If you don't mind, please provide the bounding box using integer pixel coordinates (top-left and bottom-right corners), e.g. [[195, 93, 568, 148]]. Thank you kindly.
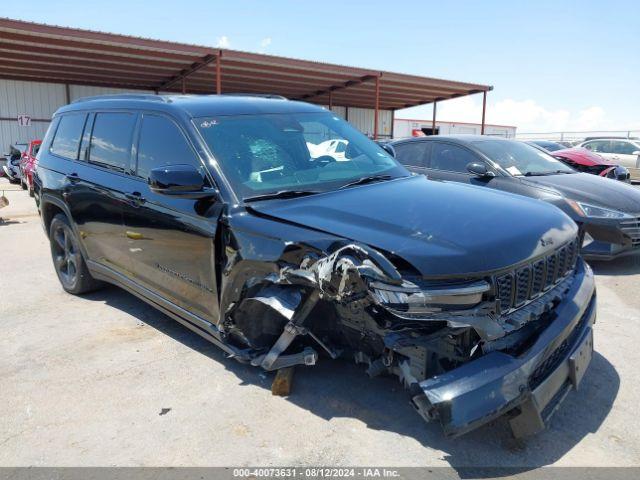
[[481, 90, 487, 135], [328, 91, 333, 111], [432, 101, 437, 135], [374, 74, 380, 140], [181, 77, 186, 94], [64, 83, 70, 104], [216, 50, 222, 94], [390, 109, 395, 139]]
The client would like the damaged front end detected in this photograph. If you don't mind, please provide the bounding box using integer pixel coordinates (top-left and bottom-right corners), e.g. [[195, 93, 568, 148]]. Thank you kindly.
[[218, 235, 596, 438]]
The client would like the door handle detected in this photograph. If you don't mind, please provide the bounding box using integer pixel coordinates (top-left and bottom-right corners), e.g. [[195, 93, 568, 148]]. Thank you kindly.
[[125, 191, 146, 206], [66, 172, 81, 183]]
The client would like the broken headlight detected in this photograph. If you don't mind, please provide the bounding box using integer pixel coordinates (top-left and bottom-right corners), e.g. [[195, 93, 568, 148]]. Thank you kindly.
[[370, 279, 490, 316]]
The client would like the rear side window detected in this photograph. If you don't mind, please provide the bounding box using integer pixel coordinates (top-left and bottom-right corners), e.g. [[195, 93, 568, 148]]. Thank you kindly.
[[611, 141, 638, 155], [88, 112, 137, 171], [50, 114, 86, 160], [429, 142, 479, 173], [395, 142, 430, 167], [136, 115, 200, 180]]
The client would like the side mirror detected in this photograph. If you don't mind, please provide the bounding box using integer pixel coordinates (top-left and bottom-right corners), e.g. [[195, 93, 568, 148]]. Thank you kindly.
[[632, 150, 640, 156], [149, 164, 217, 199], [467, 162, 495, 177], [381, 143, 396, 158]]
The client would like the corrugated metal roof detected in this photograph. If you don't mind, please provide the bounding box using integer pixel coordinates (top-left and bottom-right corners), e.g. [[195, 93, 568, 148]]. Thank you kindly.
[[0, 17, 492, 111]]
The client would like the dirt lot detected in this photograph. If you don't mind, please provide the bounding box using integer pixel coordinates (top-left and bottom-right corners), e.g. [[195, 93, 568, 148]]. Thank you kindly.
[[1, 176, 640, 470]]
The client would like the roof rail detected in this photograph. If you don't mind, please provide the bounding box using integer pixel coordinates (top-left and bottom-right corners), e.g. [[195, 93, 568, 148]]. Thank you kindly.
[[218, 93, 288, 100], [72, 94, 167, 104]]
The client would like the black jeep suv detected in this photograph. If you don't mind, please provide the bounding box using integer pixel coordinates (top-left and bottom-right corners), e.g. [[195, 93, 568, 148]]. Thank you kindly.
[[34, 94, 596, 438]]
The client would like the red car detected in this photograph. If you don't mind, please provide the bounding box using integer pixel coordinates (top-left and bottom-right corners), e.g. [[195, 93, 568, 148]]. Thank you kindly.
[[19, 139, 41, 197], [551, 147, 630, 182]]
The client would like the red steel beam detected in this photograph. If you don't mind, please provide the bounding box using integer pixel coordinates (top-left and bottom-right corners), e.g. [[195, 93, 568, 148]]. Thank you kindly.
[[374, 74, 381, 140], [432, 101, 437, 135], [159, 53, 217, 90], [481, 90, 487, 135], [0, 44, 186, 70], [0, 30, 202, 63], [216, 50, 222, 94]]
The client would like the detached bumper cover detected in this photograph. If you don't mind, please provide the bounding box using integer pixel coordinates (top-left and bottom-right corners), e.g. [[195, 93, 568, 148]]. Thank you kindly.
[[581, 217, 640, 260], [415, 259, 596, 437]]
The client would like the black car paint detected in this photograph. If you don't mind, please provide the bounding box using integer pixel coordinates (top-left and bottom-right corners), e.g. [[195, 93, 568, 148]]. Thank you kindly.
[[389, 135, 640, 260], [34, 96, 595, 438]]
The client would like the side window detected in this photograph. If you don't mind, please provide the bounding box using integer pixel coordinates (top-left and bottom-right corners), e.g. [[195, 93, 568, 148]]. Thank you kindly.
[[88, 112, 137, 171], [611, 141, 638, 155], [136, 115, 201, 180], [50, 114, 87, 160], [584, 140, 610, 153], [395, 142, 429, 167], [430, 142, 479, 173]]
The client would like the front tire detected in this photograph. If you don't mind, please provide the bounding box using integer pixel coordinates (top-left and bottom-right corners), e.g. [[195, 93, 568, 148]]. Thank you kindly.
[[49, 214, 102, 294]]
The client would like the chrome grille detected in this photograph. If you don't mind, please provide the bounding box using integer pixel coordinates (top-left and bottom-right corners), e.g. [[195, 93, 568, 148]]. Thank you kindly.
[[494, 238, 579, 315], [621, 216, 640, 248]]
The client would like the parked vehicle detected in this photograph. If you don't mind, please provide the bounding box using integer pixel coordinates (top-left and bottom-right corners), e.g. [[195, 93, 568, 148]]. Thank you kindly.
[[19, 140, 42, 196], [550, 147, 630, 182], [579, 137, 640, 169], [386, 135, 640, 260], [35, 94, 596, 438], [2, 143, 28, 183], [527, 140, 566, 152]]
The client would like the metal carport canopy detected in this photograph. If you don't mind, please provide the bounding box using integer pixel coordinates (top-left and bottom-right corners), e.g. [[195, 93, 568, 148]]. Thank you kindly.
[[0, 17, 492, 126]]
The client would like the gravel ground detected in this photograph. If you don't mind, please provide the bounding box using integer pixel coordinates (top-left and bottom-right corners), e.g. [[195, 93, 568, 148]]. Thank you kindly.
[[1, 176, 639, 471]]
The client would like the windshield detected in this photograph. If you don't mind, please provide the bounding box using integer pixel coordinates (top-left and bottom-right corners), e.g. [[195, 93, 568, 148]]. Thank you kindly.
[[473, 140, 575, 176], [196, 111, 408, 199]]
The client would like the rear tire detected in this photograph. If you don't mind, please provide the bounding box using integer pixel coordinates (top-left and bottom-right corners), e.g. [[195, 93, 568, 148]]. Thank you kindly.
[[49, 213, 102, 295]]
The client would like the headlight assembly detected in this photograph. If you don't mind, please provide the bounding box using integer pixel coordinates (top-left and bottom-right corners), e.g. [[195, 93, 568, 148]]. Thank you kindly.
[[370, 279, 490, 316], [566, 200, 632, 219]]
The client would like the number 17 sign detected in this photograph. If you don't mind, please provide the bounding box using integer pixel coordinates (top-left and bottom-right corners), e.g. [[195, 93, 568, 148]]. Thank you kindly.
[[17, 115, 32, 127]]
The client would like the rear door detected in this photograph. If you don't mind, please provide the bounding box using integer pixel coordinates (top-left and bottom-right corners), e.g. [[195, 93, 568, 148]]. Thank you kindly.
[[121, 112, 222, 323], [394, 141, 431, 175], [50, 111, 134, 273]]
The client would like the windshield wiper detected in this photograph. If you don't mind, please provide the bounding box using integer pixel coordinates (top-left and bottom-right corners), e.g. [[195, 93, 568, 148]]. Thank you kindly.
[[243, 190, 320, 202], [523, 170, 573, 177], [339, 174, 394, 189]]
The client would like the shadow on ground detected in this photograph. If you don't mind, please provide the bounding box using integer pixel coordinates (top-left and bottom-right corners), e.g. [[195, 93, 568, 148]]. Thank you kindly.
[[589, 254, 640, 276], [83, 285, 619, 474]]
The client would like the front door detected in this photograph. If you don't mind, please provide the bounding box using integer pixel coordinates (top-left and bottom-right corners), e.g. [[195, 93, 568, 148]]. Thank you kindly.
[[121, 113, 222, 324], [424, 141, 494, 188]]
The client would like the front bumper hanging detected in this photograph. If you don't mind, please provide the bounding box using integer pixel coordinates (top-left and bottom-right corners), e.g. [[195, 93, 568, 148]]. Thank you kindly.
[[412, 259, 597, 438]]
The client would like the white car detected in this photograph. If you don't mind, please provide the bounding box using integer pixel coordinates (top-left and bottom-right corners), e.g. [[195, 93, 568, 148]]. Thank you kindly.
[[307, 139, 349, 161], [579, 138, 640, 169]]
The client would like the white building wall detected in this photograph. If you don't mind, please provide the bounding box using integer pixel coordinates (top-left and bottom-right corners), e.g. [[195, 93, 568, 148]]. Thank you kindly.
[[347, 107, 393, 138], [393, 118, 516, 139], [0, 79, 66, 149], [69, 84, 154, 102], [0, 78, 395, 151]]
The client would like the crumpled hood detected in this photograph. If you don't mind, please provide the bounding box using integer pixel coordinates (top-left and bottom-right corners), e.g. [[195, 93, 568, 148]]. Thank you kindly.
[[554, 147, 614, 166], [249, 176, 577, 277], [521, 172, 640, 214]]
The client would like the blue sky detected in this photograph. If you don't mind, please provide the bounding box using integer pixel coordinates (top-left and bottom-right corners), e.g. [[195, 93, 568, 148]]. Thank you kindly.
[[5, 0, 639, 132]]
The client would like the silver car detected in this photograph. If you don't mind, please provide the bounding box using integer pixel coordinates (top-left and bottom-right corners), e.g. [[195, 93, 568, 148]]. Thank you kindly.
[[579, 137, 640, 169]]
